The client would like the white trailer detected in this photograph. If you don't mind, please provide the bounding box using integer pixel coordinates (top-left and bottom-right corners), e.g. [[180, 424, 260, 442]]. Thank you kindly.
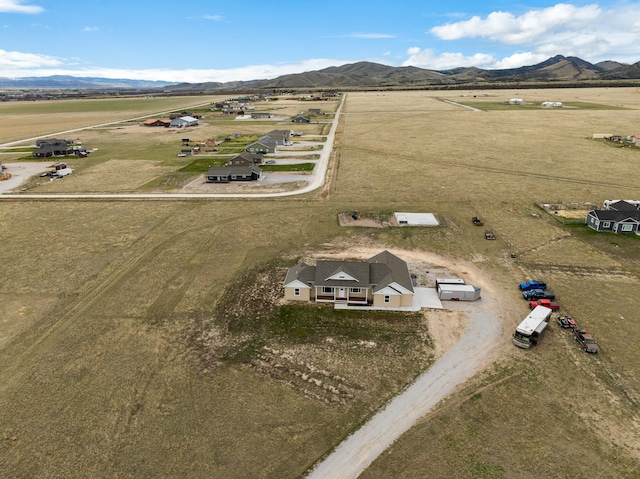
[[435, 278, 465, 287], [437, 283, 481, 301], [513, 305, 553, 349]]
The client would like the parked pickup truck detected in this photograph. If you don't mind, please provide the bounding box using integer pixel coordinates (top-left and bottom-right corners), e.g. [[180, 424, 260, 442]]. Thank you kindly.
[[519, 280, 547, 291], [529, 299, 559, 311], [522, 289, 555, 300], [574, 329, 599, 354]]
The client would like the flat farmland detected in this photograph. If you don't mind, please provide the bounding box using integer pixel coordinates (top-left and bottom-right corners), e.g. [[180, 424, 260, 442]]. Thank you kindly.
[[1, 89, 640, 478], [0, 96, 223, 144]]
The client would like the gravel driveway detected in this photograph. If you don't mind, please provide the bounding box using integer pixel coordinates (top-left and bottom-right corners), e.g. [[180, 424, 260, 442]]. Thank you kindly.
[[0, 162, 49, 193], [307, 297, 504, 479]]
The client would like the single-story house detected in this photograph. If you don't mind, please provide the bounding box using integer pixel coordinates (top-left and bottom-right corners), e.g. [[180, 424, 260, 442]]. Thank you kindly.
[[585, 209, 640, 234], [261, 129, 291, 146], [142, 118, 171, 127], [205, 165, 262, 183], [246, 141, 276, 154], [33, 139, 73, 158], [283, 250, 414, 308], [251, 112, 272, 119], [509, 98, 524, 104], [226, 152, 263, 166], [541, 101, 563, 108], [292, 115, 311, 123], [170, 116, 199, 128], [308, 108, 322, 115]]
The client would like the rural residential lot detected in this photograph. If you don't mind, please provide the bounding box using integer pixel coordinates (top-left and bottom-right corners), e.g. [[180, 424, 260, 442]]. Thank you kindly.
[[1, 88, 639, 478]]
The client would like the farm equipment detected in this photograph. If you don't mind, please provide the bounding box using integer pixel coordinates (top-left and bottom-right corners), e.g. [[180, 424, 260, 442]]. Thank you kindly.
[[472, 216, 483, 226], [484, 230, 496, 240]]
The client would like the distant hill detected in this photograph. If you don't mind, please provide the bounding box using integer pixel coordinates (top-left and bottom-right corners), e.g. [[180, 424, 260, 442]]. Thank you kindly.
[[2, 56, 639, 93], [164, 55, 640, 92], [0, 75, 173, 90]]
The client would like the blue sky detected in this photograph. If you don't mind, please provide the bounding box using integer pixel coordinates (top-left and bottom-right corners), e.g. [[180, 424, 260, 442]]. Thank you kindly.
[[1, 0, 639, 83]]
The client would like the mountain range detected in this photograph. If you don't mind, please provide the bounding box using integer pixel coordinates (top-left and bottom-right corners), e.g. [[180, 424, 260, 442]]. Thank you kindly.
[[2, 56, 640, 92]]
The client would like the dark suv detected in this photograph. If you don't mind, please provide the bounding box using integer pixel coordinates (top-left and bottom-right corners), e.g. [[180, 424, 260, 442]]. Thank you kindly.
[[574, 329, 599, 354]]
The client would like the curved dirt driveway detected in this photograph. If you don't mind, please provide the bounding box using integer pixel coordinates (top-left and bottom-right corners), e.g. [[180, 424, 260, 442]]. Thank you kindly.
[[306, 247, 506, 479]]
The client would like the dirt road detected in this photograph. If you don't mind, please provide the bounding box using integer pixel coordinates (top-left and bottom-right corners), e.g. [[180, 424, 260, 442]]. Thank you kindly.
[[306, 246, 506, 479]]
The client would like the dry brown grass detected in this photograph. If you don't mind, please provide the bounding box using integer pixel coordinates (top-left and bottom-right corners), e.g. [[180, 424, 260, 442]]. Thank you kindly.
[[2, 89, 640, 478]]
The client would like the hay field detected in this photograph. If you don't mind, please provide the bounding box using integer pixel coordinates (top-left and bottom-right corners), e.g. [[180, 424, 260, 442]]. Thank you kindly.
[[2, 89, 640, 478]]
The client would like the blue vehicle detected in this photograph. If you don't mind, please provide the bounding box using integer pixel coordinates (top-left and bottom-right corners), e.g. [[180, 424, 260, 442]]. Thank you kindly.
[[522, 289, 555, 300], [519, 280, 547, 291]]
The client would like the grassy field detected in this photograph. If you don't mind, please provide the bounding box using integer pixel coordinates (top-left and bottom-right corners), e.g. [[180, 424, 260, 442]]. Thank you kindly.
[[1, 89, 640, 478]]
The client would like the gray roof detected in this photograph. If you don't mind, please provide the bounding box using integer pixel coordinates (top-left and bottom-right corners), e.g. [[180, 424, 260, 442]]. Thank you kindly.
[[367, 250, 414, 293], [607, 200, 640, 211], [283, 263, 316, 285], [284, 250, 413, 293], [314, 260, 370, 287], [589, 210, 640, 222]]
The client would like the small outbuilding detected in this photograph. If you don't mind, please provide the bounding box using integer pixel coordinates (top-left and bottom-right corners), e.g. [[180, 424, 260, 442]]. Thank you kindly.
[[394, 212, 439, 226]]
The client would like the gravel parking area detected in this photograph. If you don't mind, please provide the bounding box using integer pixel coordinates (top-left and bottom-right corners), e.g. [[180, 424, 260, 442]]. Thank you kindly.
[[0, 162, 49, 193]]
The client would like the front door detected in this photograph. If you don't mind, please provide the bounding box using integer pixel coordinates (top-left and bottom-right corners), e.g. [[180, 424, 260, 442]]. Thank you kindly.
[[337, 287, 347, 299]]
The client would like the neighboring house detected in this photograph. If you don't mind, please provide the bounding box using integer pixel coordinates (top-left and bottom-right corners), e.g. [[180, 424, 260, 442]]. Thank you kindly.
[[33, 139, 73, 158], [251, 112, 272, 119], [585, 210, 640, 234], [604, 200, 640, 211], [170, 111, 200, 120], [509, 98, 524, 104], [170, 116, 199, 127], [292, 115, 311, 123], [225, 152, 263, 166], [205, 165, 262, 183], [142, 119, 170, 127], [308, 108, 322, 115], [541, 101, 563, 108], [246, 141, 275, 154], [283, 250, 414, 308], [261, 129, 291, 146]]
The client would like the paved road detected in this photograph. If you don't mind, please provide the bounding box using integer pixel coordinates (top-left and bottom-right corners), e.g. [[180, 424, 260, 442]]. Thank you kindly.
[[306, 298, 503, 479], [0, 96, 345, 200]]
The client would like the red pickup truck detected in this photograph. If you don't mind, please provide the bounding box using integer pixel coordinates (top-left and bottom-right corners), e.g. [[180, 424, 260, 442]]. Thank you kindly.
[[529, 299, 560, 310]]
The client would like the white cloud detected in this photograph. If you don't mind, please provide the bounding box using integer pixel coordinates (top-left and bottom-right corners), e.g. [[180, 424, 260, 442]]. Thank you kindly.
[[0, 0, 43, 14], [403, 48, 495, 70], [0, 57, 355, 83], [420, 3, 640, 69], [431, 4, 602, 44], [202, 14, 225, 21], [82, 26, 99, 32], [0, 49, 60, 69]]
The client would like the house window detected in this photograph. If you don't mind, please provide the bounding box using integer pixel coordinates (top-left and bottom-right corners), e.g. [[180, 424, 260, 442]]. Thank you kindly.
[[621, 224, 634, 232], [350, 288, 361, 293], [322, 286, 334, 294], [294, 288, 300, 296], [601, 222, 610, 228], [384, 295, 391, 303], [231, 175, 237, 180]]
